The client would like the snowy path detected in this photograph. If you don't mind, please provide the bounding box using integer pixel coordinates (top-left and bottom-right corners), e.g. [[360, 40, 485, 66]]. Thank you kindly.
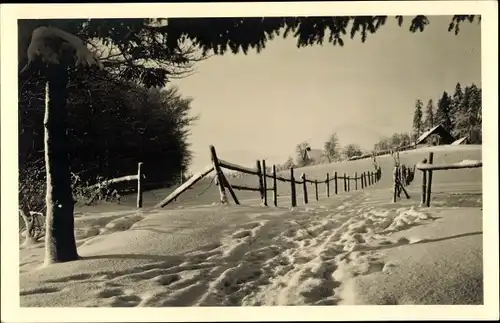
[[19, 186, 481, 307]]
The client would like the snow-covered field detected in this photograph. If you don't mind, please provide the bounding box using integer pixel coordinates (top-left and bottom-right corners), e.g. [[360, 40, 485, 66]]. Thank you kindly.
[[18, 195, 483, 307], [5, 145, 499, 320]]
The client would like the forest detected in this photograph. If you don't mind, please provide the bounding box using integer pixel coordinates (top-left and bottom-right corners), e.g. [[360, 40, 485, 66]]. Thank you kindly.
[[19, 54, 198, 214]]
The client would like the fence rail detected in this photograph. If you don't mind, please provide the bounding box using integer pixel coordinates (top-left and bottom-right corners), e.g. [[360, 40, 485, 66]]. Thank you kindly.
[[84, 162, 144, 208], [218, 158, 259, 176], [155, 164, 215, 208], [417, 152, 482, 207], [416, 160, 482, 171]]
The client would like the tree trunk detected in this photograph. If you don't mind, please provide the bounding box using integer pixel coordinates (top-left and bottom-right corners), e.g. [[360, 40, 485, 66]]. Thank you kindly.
[[19, 204, 36, 246], [43, 65, 79, 265]]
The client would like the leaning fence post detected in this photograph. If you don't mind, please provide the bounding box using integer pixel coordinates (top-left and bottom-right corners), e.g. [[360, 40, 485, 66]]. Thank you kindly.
[[301, 173, 308, 204], [355, 172, 358, 190], [210, 145, 228, 204], [256, 160, 265, 206], [220, 173, 240, 205], [290, 166, 297, 207], [421, 159, 428, 205], [334, 171, 338, 195], [314, 179, 319, 201], [272, 164, 278, 207], [343, 173, 347, 192], [137, 162, 143, 208], [325, 173, 330, 197], [425, 152, 434, 207], [392, 166, 398, 203], [262, 159, 268, 206]]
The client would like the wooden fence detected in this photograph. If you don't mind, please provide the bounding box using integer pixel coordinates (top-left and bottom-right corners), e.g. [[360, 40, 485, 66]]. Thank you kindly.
[[218, 147, 381, 208], [155, 145, 384, 208], [156, 145, 382, 208], [86, 162, 145, 208], [391, 163, 415, 202], [349, 144, 416, 161], [416, 152, 482, 207]]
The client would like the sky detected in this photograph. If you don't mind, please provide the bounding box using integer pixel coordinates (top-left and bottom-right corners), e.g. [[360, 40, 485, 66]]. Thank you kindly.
[[170, 16, 481, 174]]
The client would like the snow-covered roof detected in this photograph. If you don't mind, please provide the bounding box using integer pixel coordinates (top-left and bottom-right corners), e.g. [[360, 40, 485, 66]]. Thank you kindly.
[[451, 137, 468, 145], [416, 124, 455, 145], [416, 124, 441, 144]]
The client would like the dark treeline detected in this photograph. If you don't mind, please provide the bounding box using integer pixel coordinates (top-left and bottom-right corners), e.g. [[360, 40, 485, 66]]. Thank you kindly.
[[412, 82, 482, 144], [372, 82, 482, 152], [19, 68, 197, 212]]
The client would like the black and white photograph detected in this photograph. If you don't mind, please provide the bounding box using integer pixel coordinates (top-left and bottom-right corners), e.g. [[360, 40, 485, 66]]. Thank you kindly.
[[1, 1, 498, 322]]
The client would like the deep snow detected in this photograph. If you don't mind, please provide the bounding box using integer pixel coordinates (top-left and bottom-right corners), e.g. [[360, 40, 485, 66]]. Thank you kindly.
[[19, 192, 482, 307]]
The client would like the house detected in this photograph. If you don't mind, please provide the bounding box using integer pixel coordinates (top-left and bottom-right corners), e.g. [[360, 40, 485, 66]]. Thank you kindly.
[[451, 137, 469, 145], [415, 124, 456, 147], [304, 148, 330, 164]]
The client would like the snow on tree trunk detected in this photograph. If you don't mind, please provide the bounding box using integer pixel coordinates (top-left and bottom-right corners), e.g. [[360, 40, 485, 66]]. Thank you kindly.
[[43, 65, 79, 265]]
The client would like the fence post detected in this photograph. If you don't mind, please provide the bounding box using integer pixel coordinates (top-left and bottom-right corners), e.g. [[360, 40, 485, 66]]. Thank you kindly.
[[137, 162, 143, 208], [355, 172, 358, 190], [334, 171, 338, 195], [425, 152, 434, 207], [368, 171, 372, 186], [392, 166, 398, 203], [347, 175, 350, 192], [314, 180, 319, 201], [325, 173, 330, 197], [343, 173, 347, 192], [290, 166, 297, 208], [301, 173, 308, 204], [210, 145, 228, 204], [421, 159, 427, 205], [256, 160, 265, 206], [371, 172, 374, 185], [363, 172, 367, 187], [361, 172, 364, 189], [262, 159, 268, 206], [220, 173, 240, 205], [272, 164, 278, 207]]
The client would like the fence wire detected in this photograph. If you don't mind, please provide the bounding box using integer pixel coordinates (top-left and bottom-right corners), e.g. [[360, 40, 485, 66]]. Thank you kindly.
[[179, 176, 217, 203]]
